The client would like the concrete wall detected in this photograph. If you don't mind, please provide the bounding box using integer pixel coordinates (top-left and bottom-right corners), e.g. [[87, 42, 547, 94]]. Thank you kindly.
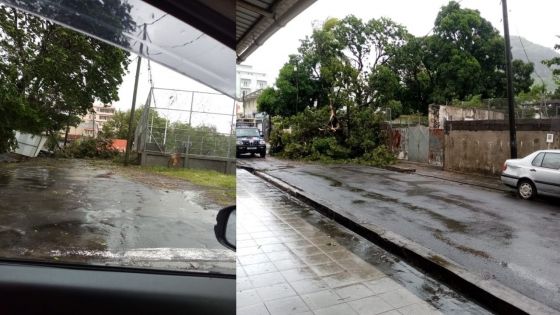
[[445, 130, 560, 175], [429, 104, 505, 129], [141, 151, 236, 175]]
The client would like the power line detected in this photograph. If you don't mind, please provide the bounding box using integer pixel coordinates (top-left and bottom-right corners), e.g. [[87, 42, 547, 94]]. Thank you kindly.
[[514, 27, 546, 87], [145, 14, 168, 26]]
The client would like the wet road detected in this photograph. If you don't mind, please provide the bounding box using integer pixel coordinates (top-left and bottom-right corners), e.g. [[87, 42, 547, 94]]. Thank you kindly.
[[238, 157, 560, 311], [237, 170, 491, 314], [0, 159, 234, 273]]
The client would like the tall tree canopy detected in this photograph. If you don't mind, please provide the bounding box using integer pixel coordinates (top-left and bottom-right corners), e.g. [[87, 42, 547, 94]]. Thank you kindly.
[[421, 1, 533, 103], [259, 1, 535, 118], [258, 15, 408, 116], [543, 36, 560, 96], [0, 5, 130, 152]]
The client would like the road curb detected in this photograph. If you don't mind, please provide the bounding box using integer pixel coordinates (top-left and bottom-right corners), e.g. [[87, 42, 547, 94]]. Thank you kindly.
[[237, 165, 558, 315], [382, 165, 416, 173]]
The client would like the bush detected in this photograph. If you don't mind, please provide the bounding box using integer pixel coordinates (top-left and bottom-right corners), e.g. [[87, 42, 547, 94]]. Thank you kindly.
[[62, 138, 119, 159], [268, 105, 395, 166], [361, 145, 396, 166], [311, 137, 350, 159]]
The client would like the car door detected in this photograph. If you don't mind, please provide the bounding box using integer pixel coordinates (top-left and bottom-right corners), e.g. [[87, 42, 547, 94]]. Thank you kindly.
[[533, 152, 560, 196]]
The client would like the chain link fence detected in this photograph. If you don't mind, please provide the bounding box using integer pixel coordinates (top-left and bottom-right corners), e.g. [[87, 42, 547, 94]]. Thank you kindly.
[[134, 87, 236, 158]]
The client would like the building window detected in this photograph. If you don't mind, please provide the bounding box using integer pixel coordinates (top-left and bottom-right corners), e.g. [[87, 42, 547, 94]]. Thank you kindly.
[[241, 88, 251, 96], [257, 80, 267, 89], [241, 79, 251, 87]]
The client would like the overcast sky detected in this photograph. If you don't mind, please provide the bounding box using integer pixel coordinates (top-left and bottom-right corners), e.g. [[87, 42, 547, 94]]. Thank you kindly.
[[113, 0, 559, 127], [112, 57, 236, 134], [245, 0, 560, 83]]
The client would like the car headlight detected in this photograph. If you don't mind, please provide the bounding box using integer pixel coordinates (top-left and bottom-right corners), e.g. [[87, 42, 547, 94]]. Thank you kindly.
[[259, 140, 266, 145], [236, 140, 242, 145]]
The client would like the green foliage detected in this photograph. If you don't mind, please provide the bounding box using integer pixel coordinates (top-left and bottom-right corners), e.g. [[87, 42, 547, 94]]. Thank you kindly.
[[311, 137, 350, 159], [512, 60, 535, 95], [543, 37, 560, 95], [361, 145, 396, 166], [346, 107, 385, 156], [0, 5, 130, 152], [269, 107, 393, 165], [101, 108, 165, 140], [516, 84, 548, 103]]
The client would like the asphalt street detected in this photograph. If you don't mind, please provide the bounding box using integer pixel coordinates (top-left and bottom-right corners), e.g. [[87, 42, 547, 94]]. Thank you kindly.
[[0, 159, 234, 273], [238, 157, 560, 311]]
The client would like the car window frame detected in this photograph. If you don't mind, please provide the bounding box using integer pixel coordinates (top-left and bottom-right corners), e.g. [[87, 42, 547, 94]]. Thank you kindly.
[[531, 152, 545, 167]]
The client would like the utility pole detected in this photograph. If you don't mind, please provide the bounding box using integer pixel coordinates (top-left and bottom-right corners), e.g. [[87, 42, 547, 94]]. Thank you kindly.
[[502, 0, 517, 158], [294, 62, 299, 114], [124, 23, 147, 165], [92, 109, 95, 138]]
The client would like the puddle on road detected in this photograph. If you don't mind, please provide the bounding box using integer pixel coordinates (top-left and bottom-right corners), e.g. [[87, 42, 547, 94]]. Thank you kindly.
[[0, 159, 233, 273], [302, 171, 343, 187]]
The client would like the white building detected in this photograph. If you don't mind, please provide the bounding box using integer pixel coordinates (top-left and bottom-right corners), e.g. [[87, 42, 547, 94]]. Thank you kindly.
[[236, 64, 268, 99], [84, 102, 116, 129], [66, 102, 116, 139], [236, 64, 269, 118]]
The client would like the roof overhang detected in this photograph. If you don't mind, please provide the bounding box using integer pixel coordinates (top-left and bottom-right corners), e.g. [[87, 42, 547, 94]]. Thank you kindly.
[[236, 0, 317, 64]]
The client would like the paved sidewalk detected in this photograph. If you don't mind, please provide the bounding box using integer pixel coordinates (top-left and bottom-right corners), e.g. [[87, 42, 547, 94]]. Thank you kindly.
[[237, 170, 489, 315]]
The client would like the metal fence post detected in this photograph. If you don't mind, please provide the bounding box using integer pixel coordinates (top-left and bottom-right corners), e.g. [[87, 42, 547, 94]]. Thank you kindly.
[[213, 135, 217, 156], [183, 135, 190, 168], [227, 99, 236, 159]]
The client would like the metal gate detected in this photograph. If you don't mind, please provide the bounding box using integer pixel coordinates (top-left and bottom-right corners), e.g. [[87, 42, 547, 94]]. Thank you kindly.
[[406, 125, 429, 163]]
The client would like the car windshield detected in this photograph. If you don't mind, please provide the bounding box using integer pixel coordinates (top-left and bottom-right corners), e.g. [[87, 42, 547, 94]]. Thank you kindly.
[[237, 128, 260, 137], [0, 1, 235, 275]]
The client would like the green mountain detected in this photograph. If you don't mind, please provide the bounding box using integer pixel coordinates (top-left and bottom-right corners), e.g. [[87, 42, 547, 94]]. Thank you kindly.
[[510, 36, 558, 91]]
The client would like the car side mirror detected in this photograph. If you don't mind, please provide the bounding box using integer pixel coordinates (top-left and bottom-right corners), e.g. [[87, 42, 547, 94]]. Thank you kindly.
[[214, 205, 236, 251]]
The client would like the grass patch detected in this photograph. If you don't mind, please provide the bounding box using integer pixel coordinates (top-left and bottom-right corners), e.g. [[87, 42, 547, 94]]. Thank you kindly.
[[144, 166, 235, 191], [143, 167, 236, 206]]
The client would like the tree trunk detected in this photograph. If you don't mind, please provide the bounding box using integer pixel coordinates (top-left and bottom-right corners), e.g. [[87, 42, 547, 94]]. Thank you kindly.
[[63, 122, 70, 148]]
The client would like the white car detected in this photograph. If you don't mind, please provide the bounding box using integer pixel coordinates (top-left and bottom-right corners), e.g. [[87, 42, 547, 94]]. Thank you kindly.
[[501, 149, 560, 199]]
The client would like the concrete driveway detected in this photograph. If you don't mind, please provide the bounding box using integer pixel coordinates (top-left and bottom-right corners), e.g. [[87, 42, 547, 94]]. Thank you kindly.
[[0, 158, 234, 273]]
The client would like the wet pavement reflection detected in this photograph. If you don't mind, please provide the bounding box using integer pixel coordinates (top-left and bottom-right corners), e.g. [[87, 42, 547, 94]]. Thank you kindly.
[[0, 159, 234, 273], [237, 170, 490, 315]]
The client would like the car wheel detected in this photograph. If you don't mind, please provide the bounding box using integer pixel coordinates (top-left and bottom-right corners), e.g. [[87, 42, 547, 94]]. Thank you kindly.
[[517, 179, 536, 200], [260, 152, 266, 158]]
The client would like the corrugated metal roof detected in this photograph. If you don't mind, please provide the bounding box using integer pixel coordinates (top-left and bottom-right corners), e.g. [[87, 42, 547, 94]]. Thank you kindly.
[[236, 0, 316, 63]]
